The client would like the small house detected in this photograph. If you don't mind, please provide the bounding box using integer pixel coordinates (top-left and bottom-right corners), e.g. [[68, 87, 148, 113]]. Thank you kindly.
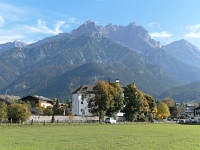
[[21, 95, 54, 108]]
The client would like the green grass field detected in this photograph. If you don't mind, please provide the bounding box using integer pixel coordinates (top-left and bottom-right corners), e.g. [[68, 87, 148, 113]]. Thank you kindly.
[[0, 123, 200, 150]]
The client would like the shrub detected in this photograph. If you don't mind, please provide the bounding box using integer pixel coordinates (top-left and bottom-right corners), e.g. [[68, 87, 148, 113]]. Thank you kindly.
[[7, 104, 31, 123]]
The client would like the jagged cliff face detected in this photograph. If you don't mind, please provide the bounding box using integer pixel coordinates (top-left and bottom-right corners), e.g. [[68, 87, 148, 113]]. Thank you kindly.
[[4, 21, 160, 54], [70, 21, 161, 51]]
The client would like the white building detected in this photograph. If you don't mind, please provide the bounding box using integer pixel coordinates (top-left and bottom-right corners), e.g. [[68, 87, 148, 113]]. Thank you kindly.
[[72, 80, 125, 118], [72, 84, 95, 116]]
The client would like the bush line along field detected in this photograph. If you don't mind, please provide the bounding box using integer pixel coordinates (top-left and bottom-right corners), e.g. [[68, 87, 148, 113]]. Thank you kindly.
[[0, 124, 199, 150]]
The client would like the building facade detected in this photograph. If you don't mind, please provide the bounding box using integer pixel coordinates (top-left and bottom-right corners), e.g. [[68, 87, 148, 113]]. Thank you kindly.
[[72, 80, 124, 117], [72, 84, 95, 116], [194, 107, 200, 122], [21, 95, 54, 108]]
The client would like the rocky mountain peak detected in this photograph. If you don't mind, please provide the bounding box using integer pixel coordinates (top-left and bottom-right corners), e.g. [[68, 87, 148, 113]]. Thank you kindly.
[[70, 20, 160, 50], [83, 20, 97, 27], [14, 40, 27, 48], [0, 41, 27, 55], [178, 39, 199, 50], [80, 20, 98, 32], [127, 22, 137, 28], [70, 20, 100, 37], [163, 39, 200, 52], [162, 39, 200, 68]]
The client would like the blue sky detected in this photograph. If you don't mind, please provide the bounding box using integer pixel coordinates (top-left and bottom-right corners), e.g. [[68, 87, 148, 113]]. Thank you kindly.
[[0, 0, 200, 48]]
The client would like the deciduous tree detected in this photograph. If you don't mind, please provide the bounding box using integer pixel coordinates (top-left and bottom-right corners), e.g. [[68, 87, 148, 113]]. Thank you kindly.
[[0, 102, 7, 121], [106, 82, 124, 118], [157, 102, 170, 119], [162, 97, 175, 107], [88, 81, 117, 122], [7, 104, 31, 123], [123, 82, 149, 122], [144, 95, 157, 119]]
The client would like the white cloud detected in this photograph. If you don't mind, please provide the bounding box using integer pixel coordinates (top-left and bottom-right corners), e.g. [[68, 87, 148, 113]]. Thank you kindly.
[[67, 17, 81, 25], [0, 2, 81, 44], [0, 35, 24, 44], [0, 2, 28, 21], [150, 31, 172, 38], [24, 19, 66, 35], [185, 24, 200, 32], [69, 17, 77, 23], [55, 21, 66, 33], [0, 16, 5, 27], [147, 22, 161, 29], [183, 24, 200, 39], [0, 3, 25, 14], [185, 32, 200, 38]]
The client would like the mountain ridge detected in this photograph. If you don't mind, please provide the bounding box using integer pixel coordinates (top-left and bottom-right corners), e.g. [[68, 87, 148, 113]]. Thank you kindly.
[[0, 20, 200, 102]]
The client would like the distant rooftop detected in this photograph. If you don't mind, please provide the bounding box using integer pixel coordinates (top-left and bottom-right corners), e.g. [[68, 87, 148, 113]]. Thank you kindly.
[[72, 84, 95, 94]]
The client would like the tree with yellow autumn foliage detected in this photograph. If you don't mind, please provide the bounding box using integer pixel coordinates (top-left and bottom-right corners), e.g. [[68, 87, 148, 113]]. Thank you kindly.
[[7, 103, 31, 123], [88, 80, 124, 122], [157, 102, 170, 119]]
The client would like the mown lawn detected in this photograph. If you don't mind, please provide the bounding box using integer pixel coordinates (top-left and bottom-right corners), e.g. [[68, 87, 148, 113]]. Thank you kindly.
[[0, 123, 199, 150]]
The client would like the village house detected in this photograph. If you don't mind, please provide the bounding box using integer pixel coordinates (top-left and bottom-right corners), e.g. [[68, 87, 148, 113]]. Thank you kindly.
[[183, 105, 195, 118], [21, 95, 54, 108], [0, 94, 21, 104]]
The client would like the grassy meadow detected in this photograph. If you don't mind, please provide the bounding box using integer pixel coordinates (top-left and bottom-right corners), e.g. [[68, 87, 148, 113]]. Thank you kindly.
[[0, 123, 200, 150]]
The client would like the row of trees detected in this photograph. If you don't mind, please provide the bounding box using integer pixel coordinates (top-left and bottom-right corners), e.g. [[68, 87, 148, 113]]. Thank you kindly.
[[88, 81, 171, 122], [0, 98, 71, 123]]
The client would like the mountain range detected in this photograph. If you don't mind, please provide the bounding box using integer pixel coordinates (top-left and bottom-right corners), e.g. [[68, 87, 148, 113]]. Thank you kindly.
[[1, 20, 200, 102]]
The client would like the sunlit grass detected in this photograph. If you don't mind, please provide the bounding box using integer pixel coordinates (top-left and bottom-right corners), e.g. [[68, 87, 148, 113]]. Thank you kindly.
[[0, 123, 199, 150]]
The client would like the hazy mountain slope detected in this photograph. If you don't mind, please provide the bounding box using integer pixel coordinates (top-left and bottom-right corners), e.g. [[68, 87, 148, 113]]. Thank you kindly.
[[159, 81, 200, 103], [38, 62, 178, 100], [0, 62, 20, 87], [162, 39, 200, 68], [141, 46, 200, 83], [26, 33, 69, 48], [0, 35, 179, 99], [1, 65, 75, 96]]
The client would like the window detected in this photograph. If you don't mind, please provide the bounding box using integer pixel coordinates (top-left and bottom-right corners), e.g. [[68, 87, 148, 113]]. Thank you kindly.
[[81, 101, 83, 104], [81, 109, 83, 112], [81, 94, 84, 100]]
